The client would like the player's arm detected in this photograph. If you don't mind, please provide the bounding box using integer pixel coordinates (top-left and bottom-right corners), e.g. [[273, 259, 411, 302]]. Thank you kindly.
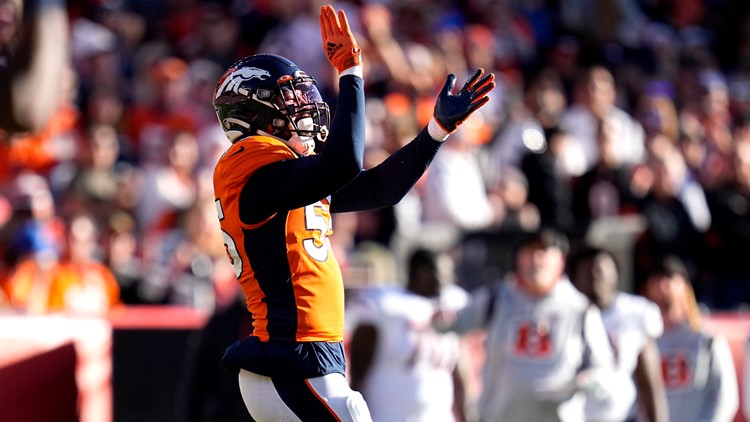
[[331, 127, 438, 212], [238, 5, 365, 223], [700, 336, 739, 422], [434, 284, 496, 335], [572, 305, 623, 396], [0, 0, 69, 135], [452, 353, 468, 422], [331, 68, 495, 213], [348, 323, 378, 392], [634, 338, 669, 422]]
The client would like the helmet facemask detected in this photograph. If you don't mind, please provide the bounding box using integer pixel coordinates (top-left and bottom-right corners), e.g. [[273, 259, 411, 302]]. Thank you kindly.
[[217, 70, 330, 156], [262, 74, 330, 156]]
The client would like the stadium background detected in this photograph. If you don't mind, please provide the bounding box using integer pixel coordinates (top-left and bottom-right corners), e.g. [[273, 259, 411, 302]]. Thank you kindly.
[[2, 0, 750, 421]]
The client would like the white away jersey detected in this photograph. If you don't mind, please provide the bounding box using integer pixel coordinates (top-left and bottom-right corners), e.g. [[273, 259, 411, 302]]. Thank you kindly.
[[347, 285, 469, 422], [585, 293, 664, 420], [657, 323, 738, 422], [449, 277, 617, 422]]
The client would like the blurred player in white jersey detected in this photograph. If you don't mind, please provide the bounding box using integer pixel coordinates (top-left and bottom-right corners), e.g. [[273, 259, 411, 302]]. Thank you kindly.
[[436, 227, 619, 422], [347, 248, 469, 422], [569, 246, 668, 422], [642, 256, 739, 422]]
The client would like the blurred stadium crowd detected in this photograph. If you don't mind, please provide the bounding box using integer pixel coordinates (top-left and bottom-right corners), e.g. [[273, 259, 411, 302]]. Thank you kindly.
[[0, 0, 749, 317], [3, 1, 750, 421]]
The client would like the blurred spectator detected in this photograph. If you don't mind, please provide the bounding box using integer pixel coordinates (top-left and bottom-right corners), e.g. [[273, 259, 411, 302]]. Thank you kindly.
[[89, 1, 148, 105], [568, 246, 669, 422], [453, 167, 540, 291], [570, 116, 644, 238], [3, 172, 64, 267], [136, 129, 199, 234], [172, 1, 240, 69], [2, 236, 60, 313], [83, 86, 126, 129], [101, 210, 143, 305], [637, 81, 680, 148], [704, 135, 750, 309], [420, 128, 500, 236], [0, 0, 70, 136], [679, 69, 735, 191], [361, 3, 425, 96], [488, 67, 573, 180], [632, 142, 711, 297], [256, 0, 335, 96], [560, 65, 646, 176], [47, 212, 121, 314], [124, 55, 197, 165], [520, 124, 576, 235], [476, 1, 538, 72], [641, 255, 739, 422], [188, 60, 226, 136], [348, 248, 469, 422], [0, 174, 55, 304], [4, 212, 121, 314], [140, 198, 235, 313], [61, 123, 138, 226], [491, 166, 540, 233], [70, 17, 120, 104], [436, 228, 619, 422]]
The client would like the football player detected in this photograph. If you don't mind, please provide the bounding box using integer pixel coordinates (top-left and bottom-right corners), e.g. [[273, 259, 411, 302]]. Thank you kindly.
[[643, 256, 739, 422], [435, 228, 619, 422], [211, 4, 494, 422], [347, 248, 470, 422], [568, 246, 669, 422]]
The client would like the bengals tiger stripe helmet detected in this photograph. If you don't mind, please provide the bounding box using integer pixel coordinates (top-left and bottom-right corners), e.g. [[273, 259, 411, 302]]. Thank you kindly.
[[213, 54, 330, 154]]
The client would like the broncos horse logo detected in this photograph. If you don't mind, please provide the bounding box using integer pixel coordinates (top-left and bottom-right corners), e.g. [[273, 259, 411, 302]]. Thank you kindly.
[[215, 67, 271, 99]]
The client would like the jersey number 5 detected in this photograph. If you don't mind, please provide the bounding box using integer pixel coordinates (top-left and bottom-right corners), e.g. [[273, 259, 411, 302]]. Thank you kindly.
[[303, 200, 333, 262], [215, 199, 333, 278], [215, 199, 244, 278]]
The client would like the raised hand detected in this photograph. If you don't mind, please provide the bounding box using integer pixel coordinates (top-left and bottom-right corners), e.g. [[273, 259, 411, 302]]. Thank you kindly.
[[433, 69, 495, 134], [319, 4, 362, 73]]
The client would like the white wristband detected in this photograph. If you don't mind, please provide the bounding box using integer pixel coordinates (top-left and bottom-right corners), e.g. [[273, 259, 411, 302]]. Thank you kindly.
[[339, 65, 364, 79], [428, 117, 450, 142]]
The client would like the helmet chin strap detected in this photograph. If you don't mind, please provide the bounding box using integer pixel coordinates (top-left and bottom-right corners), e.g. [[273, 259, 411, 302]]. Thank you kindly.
[[287, 117, 318, 156], [224, 117, 251, 142], [255, 128, 315, 156]]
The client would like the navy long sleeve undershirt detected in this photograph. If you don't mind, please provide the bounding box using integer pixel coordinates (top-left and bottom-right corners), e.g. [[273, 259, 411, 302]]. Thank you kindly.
[[238, 74, 443, 223], [330, 127, 441, 213]]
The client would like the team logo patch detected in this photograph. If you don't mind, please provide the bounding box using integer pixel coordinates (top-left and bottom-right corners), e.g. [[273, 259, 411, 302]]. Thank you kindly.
[[215, 67, 271, 99]]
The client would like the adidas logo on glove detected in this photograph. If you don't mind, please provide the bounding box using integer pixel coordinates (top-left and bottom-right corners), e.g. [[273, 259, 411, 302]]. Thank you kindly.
[[326, 42, 343, 59]]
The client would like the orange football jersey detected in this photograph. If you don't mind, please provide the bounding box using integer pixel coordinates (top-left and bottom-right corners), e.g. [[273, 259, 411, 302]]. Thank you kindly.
[[213, 136, 345, 342]]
